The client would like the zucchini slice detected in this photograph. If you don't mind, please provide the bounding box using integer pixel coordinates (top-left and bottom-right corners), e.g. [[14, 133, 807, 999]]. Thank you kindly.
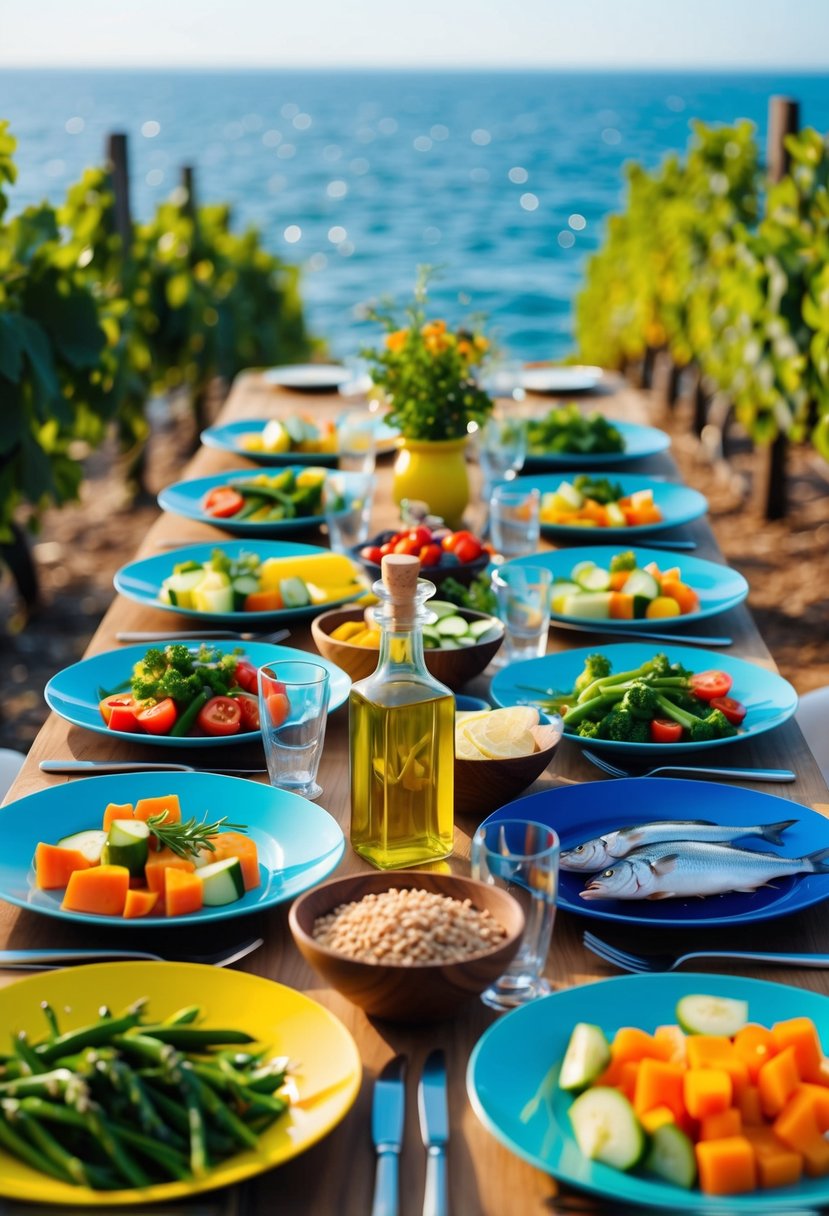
[[56, 829, 107, 864], [643, 1123, 697, 1189], [102, 820, 150, 876], [676, 994, 749, 1037], [198, 857, 246, 906], [559, 1023, 611, 1092], [567, 1087, 645, 1171]]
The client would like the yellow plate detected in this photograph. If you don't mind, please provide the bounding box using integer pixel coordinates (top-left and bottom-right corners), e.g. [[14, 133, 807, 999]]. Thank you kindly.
[[0, 962, 361, 1205]]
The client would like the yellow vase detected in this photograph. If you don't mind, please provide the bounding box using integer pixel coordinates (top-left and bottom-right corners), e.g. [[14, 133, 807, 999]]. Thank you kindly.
[[392, 437, 470, 529]]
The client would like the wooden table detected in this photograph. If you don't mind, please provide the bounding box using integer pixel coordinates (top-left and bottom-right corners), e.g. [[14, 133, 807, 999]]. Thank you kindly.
[[3, 373, 828, 1216]]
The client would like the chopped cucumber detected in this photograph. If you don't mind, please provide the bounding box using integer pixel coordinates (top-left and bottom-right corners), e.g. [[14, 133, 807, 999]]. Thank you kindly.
[[435, 614, 469, 638], [567, 1087, 645, 1171], [192, 583, 235, 614], [574, 565, 611, 593], [162, 568, 206, 609], [198, 856, 246, 906], [427, 600, 459, 619], [631, 594, 652, 618], [605, 502, 627, 528], [232, 575, 260, 611], [101, 819, 150, 877], [621, 569, 659, 600], [56, 829, 107, 864], [561, 592, 611, 620], [676, 994, 749, 1037], [279, 577, 311, 608], [554, 481, 584, 510], [439, 638, 461, 650], [173, 560, 203, 575], [559, 1023, 611, 1092], [643, 1123, 697, 1189], [455, 635, 477, 648]]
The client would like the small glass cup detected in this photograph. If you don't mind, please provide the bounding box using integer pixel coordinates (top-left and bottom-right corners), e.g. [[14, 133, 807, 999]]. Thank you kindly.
[[337, 410, 377, 475], [258, 661, 330, 800], [323, 472, 375, 553], [491, 565, 551, 666], [471, 819, 559, 1009], [480, 357, 526, 403], [477, 415, 527, 502], [489, 484, 540, 560]]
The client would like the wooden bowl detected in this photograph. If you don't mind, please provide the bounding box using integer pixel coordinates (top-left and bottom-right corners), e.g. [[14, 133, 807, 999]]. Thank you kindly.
[[289, 872, 525, 1022], [311, 606, 504, 690], [454, 716, 563, 819]]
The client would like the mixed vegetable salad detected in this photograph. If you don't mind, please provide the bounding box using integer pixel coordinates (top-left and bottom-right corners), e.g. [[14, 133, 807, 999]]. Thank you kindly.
[[540, 476, 663, 528], [551, 550, 700, 622], [239, 416, 338, 455], [527, 405, 625, 456], [201, 468, 338, 524]]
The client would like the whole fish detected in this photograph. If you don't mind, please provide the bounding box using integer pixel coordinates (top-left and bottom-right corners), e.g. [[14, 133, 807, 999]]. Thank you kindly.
[[579, 839, 829, 901], [561, 819, 797, 872]]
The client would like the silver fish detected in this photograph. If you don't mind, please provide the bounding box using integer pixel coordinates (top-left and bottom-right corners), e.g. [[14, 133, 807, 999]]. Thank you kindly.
[[561, 819, 797, 872], [580, 839, 829, 901]]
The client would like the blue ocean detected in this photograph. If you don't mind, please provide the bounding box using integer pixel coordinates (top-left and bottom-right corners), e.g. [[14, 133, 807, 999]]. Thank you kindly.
[[2, 69, 828, 361]]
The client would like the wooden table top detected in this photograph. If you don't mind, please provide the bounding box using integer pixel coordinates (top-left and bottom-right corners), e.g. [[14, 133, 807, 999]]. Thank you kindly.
[[3, 372, 828, 1216]]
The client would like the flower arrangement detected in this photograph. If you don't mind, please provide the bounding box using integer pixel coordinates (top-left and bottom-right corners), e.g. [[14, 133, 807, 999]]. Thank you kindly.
[[363, 274, 494, 441]]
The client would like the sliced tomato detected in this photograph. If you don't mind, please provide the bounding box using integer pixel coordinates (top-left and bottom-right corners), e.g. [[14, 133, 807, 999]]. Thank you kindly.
[[650, 718, 684, 744], [99, 694, 139, 726], [710, 695, 747, 725], [690, 670, 733, 701], [136, 698, 178, 735], [266, 692, 291, 728], [203, 486, 245, 519], [233, 660, 259, 695], [237, 694, 261, 732], [109, 704, 142, 732], [196, 695, 242, 736]]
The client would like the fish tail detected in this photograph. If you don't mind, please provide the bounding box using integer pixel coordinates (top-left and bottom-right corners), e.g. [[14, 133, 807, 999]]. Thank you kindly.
[[806, 847, 829, 874], [760, 818, 798, 845]]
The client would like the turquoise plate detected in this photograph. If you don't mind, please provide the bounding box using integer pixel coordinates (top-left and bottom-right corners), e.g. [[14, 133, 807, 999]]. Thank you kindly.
[[157, 469, 366, 538], [468, 973, 829, 1213], [524, 419, 671, 470], [490, 641, 798, 757], [504, 545, 748, 630], [0, 771, 345, 928], [113, 540, 365, 627], [512, 471, 707, 539], [44, 640, 351, 748], [201, 417, 398, 468]]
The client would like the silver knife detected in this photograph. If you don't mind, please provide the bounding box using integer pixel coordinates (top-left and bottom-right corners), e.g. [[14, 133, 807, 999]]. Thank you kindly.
[[372, 1055, 407, 1216], [40, 760, 267, 776], [418, 1050, 449, 1216]]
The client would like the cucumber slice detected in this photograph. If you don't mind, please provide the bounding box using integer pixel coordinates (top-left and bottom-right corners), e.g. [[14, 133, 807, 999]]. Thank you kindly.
[[435, 615, 469, 638], [56, 829, 107, 864], [422, 626, 442, 645], [279, 577, 311, 608], [468, 618, 499, 639], [173, 560, 204, 575], [560, 592, 611, 620], [232, 575, 260, 611], [676, 994, 749, 1037], [567, 1087, 645, 1171], [439, 638, 461, 650], [573, 565, 611, 593], [559, 1023, 611, 1092], [455, 636, 477, 648], [102, 819, 150, 877], [427, 600, 458, 619], [192, 584, 235, 614], [621, 569, 660, 600], [198, 857, 246, 906], [162, 568, 206, 609], [605, 502, 627, 528], [643, 1123, 697, 1189]]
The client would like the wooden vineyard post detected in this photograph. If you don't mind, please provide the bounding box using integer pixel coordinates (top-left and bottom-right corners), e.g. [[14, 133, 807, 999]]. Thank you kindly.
[[106, 133, 132, 246], [180, 165, 196, 216], [180, 164, 209, 435], [758, 97, 799, 521]]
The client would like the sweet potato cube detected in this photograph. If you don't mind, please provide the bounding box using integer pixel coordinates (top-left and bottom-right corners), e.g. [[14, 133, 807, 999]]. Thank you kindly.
[[738, 1085, 763, 1126], [634, 1058, 686, 1122], [773, 1090, 829, 1177], [123, 889, 159, 919], [62, 865, 129, 917], [686, 1035, 748, 1097], [144, 845, 195, 894], [35, 843, 92, 890], [103, 802, 134, 831], [653, 1024, 687, 1064], [733, 1024, 777, 1083], [164, 867, 203, 917], [640, 1105, 675, 1133], [772, 1017, 824, 1084], [695, 1136, 757, 1195], [744, 1127, 803, 1190], [795, 1082, 829, 1132], [699, 1108, 742, 1141], [758, 1046, 801, 1118], [134, 794, 181, 825], [611, 1027, 673, 1064], [684, 1069, 732, 1120]]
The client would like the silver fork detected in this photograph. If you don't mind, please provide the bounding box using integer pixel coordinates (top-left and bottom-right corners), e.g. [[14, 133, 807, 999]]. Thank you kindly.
[[581, 747, 796, 783], [115, 628, 291, 643], [0, 935, 264, 971], [41, 760, 267, 776], [551, 620, 732, 647], [583, 931, 829, 974]]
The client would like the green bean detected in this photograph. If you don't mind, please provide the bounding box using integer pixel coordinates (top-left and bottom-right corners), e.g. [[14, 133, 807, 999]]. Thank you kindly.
[[13, 1032, 45, 1076], [170, 688, 210, 737], [187, 1070, 258, 1149], [0, 1068, 79, 1099], [96, 1058, 177, 1143], [36, 1004, 146, 1064], [142, 1082, 234, 1156], [111, 1125, 191, 1181], [0, 1115, 74, 1183], [16, 1110, 90, 1186], [40, 1002, 61, 1040], [179, 1074, 209, 1177], [161, 1005, 202, 1027], [137, 1026, 255, 1049], [194, 1064, 287, 1116], [111, 1033, 180, 1068], [83, 1107, 151, 1188], [14, 1096, 87, 1131]]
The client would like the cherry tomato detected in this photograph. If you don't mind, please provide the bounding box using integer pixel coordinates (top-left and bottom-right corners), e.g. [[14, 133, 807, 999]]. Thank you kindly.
[[109, 704, 142, 733], [407, 525, 433, 549], [196, 695, 242, 736], [393, 537, 421, 556], [710, 695, 747, 725], [690, 670, 733, 702], [454, 537, 483, 564], [360, 546, 383, 565], [379, 542, 395, 557], [203, 486, 245, 519], [136, 698, 178, 735], [418, 543, 442, 568], [650, 718, 684, 744], [237, 694, 261, 732], [442, 530, 477, 553], [266, 691, 291, 728], [99, 694, 139, 726], [233, 660, 259, 695]]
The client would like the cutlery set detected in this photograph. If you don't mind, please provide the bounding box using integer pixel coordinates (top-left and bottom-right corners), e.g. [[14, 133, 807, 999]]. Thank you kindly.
[[0, 935, 264, 971], [372, 1050, 449, 1216]]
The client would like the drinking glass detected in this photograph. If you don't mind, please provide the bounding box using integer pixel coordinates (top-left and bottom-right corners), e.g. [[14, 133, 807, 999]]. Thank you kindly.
[[323, 472, 375, 553], [337, 410, 377, 475], [489, 484, 540, 560], [480, 357, 526, 403], [337, 356, 373, 402], [477, 415, 527, 501], [258, 661, 330, 800], [491, 565, 552, 666], [471, 819, 560, 1009]]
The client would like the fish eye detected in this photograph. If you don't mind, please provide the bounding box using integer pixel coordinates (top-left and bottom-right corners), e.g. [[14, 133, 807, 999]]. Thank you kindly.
[[603, 869, 614, 877], [574, 846, 584, 853]]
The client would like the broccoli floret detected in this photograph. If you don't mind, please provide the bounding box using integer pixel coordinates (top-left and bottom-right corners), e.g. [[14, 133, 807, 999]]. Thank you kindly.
[[598, 707, 650, 744], [704, 708, 738, 739], [573, 652, 612, 696], [164, 643, 196, 673], [575, 720, 602, 739], [609, 550, 638, 573], [653, 694, 736, 742], [620, 681, 659, 720]]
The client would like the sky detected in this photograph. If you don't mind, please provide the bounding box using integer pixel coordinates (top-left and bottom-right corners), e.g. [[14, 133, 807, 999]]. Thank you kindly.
[[2, 0, 829, 69]]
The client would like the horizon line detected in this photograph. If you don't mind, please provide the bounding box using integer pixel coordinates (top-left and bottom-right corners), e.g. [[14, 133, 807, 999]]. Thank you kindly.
[[1, 62, 828, 74]]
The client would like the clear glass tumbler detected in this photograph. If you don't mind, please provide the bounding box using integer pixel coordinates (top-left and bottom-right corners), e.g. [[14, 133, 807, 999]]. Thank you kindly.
[[491, 564, 551, 666], [258, 661, 330, 800], [477, 415, 527, 502], [337, 410, 377, 475], [471, 819, 560, 1009], [323, 472, 375, 553], [489, 484, 540, 560]]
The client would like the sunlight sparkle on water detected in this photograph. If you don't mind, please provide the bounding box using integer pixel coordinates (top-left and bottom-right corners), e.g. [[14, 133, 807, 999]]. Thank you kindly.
[[520, 193, 539, 211], [141, 120, 160, 138], [284, 225, 302, 244], [65, 116, 84, 134]]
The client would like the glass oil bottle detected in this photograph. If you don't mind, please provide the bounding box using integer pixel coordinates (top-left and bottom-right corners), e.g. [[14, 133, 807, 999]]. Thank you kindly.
[[349, 553, 454, 869]]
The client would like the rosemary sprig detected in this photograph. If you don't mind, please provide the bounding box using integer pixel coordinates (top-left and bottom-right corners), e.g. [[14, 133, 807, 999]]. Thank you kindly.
[[147, 813, 247, 860]]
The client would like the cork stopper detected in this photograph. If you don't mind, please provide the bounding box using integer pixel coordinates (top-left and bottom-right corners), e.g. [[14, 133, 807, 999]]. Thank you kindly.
[[380, 553, 421, 628]]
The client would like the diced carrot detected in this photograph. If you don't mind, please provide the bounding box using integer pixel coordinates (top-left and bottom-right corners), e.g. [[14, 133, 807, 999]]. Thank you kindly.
[[733, 1024, 778, 1083], [660, 566, 681, 582], [653, 1024, 687, 1065], [772, 1017, 824, 1083], [608, 570, 629, 592], [580, 499, 608, 526], [773, 1090, 829, 1176], [244, 589, 283, 612], [611, 1027, 673, 1065], [201, 832, 260, 891], [744, 1126, 803, 1189], [794, 1083, 829, 1132], [165, 868, 203, 917], [686, 1037, 748, 1098], [642, 562, 662, 578], [660, 578, 699, 615], [593, 1059, 626, 1088], [640, 1105, 675, 1133], [683, 1069, 732, 1119], [738, 1084, 764, 1126], [816, 1058, 829, 1086], [758, 1046, 801, 1118], [617, 1062, 640, 1103], [634, 1058, 686, 1122], [629, 488, 654, 508], [609, 592, 635, 620], [123, 889, 159, 919], [35, 842, 93, 890], [134, 794, 181, 825], [103, 802, 134, 831], [624, 504, 664, 527], [699, 1108, 742, 1141], [62, 865, 129, 916], [144, 846, 195, 895], [695, 1136, 757, 1195]]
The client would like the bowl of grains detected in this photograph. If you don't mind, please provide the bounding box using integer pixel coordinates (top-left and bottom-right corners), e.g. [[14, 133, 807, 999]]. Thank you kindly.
[[288, 872, 525, 1021]]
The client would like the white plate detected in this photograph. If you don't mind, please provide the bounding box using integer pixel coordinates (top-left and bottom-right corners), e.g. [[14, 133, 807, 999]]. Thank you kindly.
[[521, 366, 604, 394], [262, 365, 351, 391]]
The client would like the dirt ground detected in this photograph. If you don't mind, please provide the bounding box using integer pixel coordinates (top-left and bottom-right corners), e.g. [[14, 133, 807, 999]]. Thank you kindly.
[[1, 387, 827, 754]]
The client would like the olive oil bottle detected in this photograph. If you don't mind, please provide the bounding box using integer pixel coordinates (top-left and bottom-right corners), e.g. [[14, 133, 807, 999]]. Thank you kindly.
[[349, 554, 454, 869]]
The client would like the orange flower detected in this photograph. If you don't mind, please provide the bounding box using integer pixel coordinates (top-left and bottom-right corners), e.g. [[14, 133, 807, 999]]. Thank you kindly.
[[457, 339, 472, 358], [385, 329, 408, 352], [474, 335, 489, 352], [421, 319, 447, 339]]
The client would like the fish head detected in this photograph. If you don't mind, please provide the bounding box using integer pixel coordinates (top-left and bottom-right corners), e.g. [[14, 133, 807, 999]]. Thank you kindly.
[[580, 858, 651, 900], [560, 838, 611, 871]]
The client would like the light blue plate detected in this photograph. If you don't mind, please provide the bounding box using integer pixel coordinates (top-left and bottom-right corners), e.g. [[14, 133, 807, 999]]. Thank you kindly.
[[511, 471, 707, 539], [201, 417, 398, 468], [484, 778, 829, 927], [490, 641, 798, 756], [44, 640, 351, 749], [157, 469, 365, 538], [468, 973, 829, 1213], [524, 419, 671, 471], [505, 546, 748, 630], [114, 540, 365, 627], [1, 771, 345, 929]]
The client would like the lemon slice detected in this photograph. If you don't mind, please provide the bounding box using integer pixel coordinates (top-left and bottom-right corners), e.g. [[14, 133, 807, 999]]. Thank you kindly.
[[463, 710, 538, 759], [455, 730, 486, 760], [456, 709, 491, 726]]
